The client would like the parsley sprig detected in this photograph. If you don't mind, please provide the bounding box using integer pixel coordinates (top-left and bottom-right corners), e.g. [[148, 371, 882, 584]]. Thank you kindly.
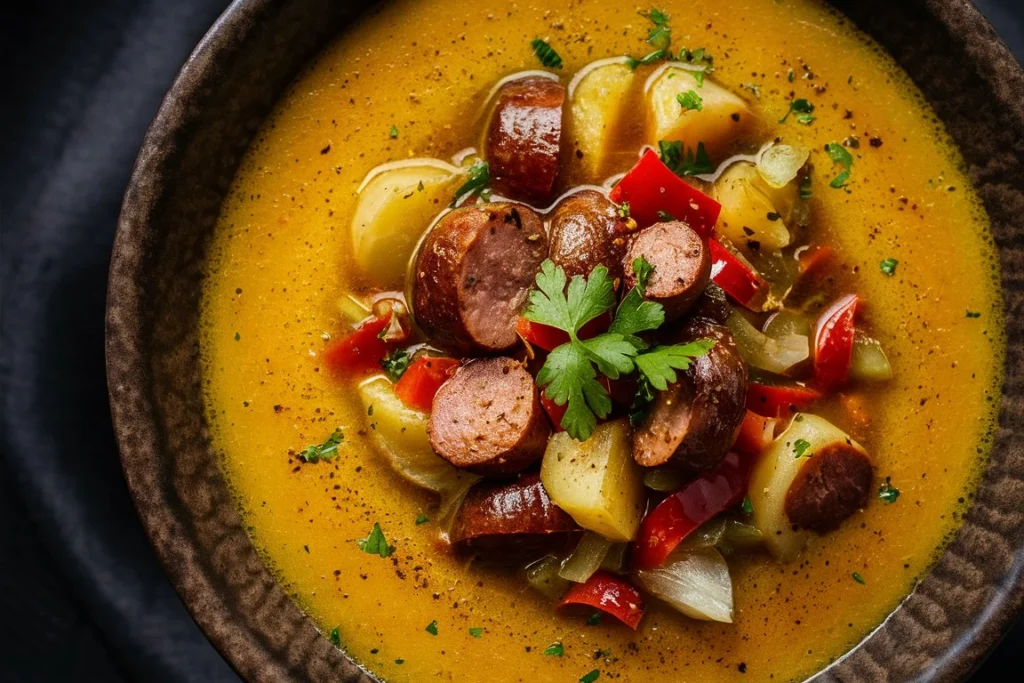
[[824, 142, 853, 189], [298, 429, 343, 463], [451, 161, 490, 207], [531, 38, 563, 69], [658, 140, 713, 177], [524, 259, 714, 441]]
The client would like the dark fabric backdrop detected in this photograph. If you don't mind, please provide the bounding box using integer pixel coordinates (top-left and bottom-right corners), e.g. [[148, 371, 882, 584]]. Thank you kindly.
[[1, 1, 1021, 681]]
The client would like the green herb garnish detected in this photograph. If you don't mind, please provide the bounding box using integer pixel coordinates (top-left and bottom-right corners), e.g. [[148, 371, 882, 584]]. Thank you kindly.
[[677, 89, 703, 112], [298, 428, 343, 463], [450, 160, 490, 207], [825, 142, 854, 189], [544, 642, 564, 657], [530, 38, 563, 69], [658, 139, 713, 176], [793, 438, 812, 459], [586, 612, 602, 626], [395, 658, 405, 665], [425, 620, 439, 636], [580, 669, 601, 683], [381, 349, 410, 381], [779, 98, 815, 125], [878, 480, 900, 504], [329, 627, 341, 647], [966, 310, 982, 319], [626, 49, 668, 69], [879, 258, 899, 276], [852, 572, 866, 585], [468, 627, 484, 638], [234, 332, 240, 341], [642, 8, 671, 50], [389, 125, 398, 139], [800, 174, 813, 200], [632, 256, 654, 295], [415, 513, 430, 525], [741, 496, 754, 514], [656, 210, 675, 222], [616, 201, 631, 219], [357, 522, 395, 558]]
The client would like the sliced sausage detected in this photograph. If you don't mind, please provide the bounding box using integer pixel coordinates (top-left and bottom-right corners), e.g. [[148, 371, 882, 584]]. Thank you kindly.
[[633, 319, 748, 471], [785, 443, 873, 532], [548, 190, 630, 281], [689, 282, 730, 324], [486, 76, 565, 204], [413, 203, 547, 354], [622, 221, 711, 321], [449, 473, 577, 549], [428, 357, 551, 475]]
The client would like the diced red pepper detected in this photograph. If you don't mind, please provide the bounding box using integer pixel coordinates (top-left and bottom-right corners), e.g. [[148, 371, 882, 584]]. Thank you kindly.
[[559, 571, 646, 630], [733, 411, 777, 456], [633, 451, 754, 570], [708, 238, 768, 310], [813, 294, 859, 391], [322, 313, 393, 375], [798, 245, 833, 278], [393, 356, 462, 412], [609, 149, 721, 235], [516, 313, 610, 352], [746, 382, 824, 417]]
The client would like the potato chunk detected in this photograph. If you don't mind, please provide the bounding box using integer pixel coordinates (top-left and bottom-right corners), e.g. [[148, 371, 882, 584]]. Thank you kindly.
[[646, 68, 754, 160], [540, 419, 645, 542], [569, 60, 636, 179], [713, 162, 796, 252], [748, 414, 872, 562], [350, 161, 462, 289]]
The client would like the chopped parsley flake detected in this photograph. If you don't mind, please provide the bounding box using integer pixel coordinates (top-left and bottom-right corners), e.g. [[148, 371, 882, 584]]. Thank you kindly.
[[658, 139, 713, 177], [425, 620, 439, 636], [657, 210, 675, 222], [878, 480, 901, 504], [357, 522, 395, 558], [779, 98, 815, 124], [530, 38, 563, 69], [616, 201, 631, 219], [632, 256, 655, 294], [389, 125, 398, 139], [544, 642, 564, 657], [800, 174, 813, 200], [298, 428, 343, 463], [329, 627, 341, 647], [642, 8, 671, 51], [381, 349, 411, 381], [677, 89, 703, 111], [450, 160, 490, 207], [469, 627, 484, 638], [586, 612, 602, 626], [852, 572, 866, 585], [880, 258, 899, 276], [741, 496, 754, 514], [626, 49, 668, 69], [395, 658, 405, 665], [966, 310, 982, 318], [415, 513, 430, 525], [234, 332, 240, 341], [793, 438, 813, 459], [580, 670, 601, 683], [825, 142, 854, 189]]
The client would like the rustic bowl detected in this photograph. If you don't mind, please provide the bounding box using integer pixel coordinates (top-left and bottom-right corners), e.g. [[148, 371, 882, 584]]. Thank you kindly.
[[105, 0, 1024, 681]]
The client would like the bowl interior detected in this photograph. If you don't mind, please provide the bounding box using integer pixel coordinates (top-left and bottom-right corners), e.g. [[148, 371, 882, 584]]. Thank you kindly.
[[106, 1, 1024, 681]]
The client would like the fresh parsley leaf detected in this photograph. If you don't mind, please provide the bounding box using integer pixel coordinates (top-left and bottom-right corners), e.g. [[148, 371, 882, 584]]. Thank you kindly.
[[634, 340, 714, 390], [425, 620, 439, 636], [537, 343, 607, 440], [329, 627, 341, 647], [800, 174, 813, 200], [580, 671, 601, 683], [966, 310, 982, 319], [779, 98, 815, 124], [852, 572, 866, 585], [878, 480, 900, 504], [357, 522, 395, 558], [643, 8, 671, 50], [788, 69, 795, 82], [468, 627, 484, 638], [581, 333, 639, 379], [793, 438, 813, 459], [298, 428, 343, 463], [632, 257, 655, 294], [880, 258, 899, 276], [544, 642, 564, 657], [658, 139, 713, 176], [608, 287, 663, 345], [395, 658, 405, 665], [616, 201, 631, 219], [825, 142, 853, 189], [830, 169, 851, 189], [381, 349, 410, 381], [524, 260, 572, 331], [657, 210, 675, 222], [389, 125, 398, 139], [628, 376, 656, 428], [450, 160, 490, 207], [566, 265, 617, 332], [741, 496, 754, 514], [234, 332, 240, 341], [586, 612, 602, 626], [415, 513, 430, 525], [530, 38, 563, 69], [677, 89, 703, 111]]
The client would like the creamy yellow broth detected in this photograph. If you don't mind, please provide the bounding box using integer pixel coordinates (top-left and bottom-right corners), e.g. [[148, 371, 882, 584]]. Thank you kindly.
[[200, 0, 1004, 681]]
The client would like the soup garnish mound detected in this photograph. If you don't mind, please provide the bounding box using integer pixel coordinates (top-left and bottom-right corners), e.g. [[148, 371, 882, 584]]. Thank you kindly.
[[201, 1, 1003, 681]]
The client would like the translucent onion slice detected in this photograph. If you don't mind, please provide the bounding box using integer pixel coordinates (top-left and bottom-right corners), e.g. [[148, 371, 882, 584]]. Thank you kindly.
[[717, 519, 763, 555], [559, 531, 614, 583], [757, 143, 810, 189], [849, 334, 894, 382], [726, 310, 809, 375], [600, 543, 630, 574], [677, 518, 727, 551], [525, 555, 571, 600], [637, 547, 734, 623], [643, 467, 687, 492]]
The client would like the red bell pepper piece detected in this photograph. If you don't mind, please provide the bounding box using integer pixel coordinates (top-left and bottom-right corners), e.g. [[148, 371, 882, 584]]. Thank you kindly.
[[559, 571, 646, 630], [708, 238, 768, 310], [746, 382, 824, 417], [813, 294, 859, 391], [393, 356, 462, 412], [322, 313, 393, 375], [609, 150, 721, 235], [516, 313, 610, 352], [733, 411, 777, 456], [633, 451, 754, 570], [797, 245, 833, 278]]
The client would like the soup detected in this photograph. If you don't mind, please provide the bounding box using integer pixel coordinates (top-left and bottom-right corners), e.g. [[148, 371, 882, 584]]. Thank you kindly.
[[200, 0, 1004, 681]]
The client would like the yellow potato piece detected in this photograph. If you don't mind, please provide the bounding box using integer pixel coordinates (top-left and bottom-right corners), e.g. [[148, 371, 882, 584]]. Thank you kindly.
[[646, 68, 755, 160], [540, 419, 644, 542], [569, 59, 636, 179], [713, 162, 796, 251], [350, 161, 462, 289]]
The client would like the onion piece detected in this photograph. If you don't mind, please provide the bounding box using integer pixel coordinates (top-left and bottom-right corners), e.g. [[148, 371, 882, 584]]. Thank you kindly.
[[637, 547, 734, 623], [849, 334, 893, 382], [600, 543, 630, 574], [643, 467, 687, 492], [726, 310, 809, 374], [677, 518, 727, 551], [757, 143, 810, 189], [525, 556, 571, 600], [559, 531, 613, 583], [764, 308, 812, 339], [717, 519, 763, 555]]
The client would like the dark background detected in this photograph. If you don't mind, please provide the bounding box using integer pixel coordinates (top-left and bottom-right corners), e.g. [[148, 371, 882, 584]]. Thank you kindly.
[[1, 1, 1022, 681]]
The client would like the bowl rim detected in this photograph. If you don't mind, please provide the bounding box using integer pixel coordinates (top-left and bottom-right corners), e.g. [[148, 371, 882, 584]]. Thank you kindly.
[[106, 1, 1024, 681]]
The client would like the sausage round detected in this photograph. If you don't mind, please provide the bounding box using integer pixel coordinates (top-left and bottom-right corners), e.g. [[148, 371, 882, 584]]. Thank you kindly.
[[485, 76, 565, 204], [413, 203, 548, 354], [449, 473, 577, 548], [622, 221, 711, 321], [428, 357, 551, 475], [633, 319, 748, 471], [548, 190, 630, 281], [784, 443, 873, 532]]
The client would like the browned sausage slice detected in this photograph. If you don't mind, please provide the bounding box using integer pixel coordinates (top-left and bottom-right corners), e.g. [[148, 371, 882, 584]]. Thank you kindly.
[[449, 473, 577, 548], [785, 443, 873, 532], [428, 357, 551, 475], [622, 221, 711, 321], [633, 319, 748, 471], [486, 76, 565, 204], [413, 203, 548, 354], [548, 189, 631, 281]]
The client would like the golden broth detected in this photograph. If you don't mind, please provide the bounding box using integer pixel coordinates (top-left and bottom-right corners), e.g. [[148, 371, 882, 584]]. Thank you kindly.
[[200, 0, 1004, 680]]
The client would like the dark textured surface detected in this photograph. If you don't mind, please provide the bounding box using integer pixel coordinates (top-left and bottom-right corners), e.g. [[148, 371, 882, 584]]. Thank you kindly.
[[2, 2, 1023, 683]]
